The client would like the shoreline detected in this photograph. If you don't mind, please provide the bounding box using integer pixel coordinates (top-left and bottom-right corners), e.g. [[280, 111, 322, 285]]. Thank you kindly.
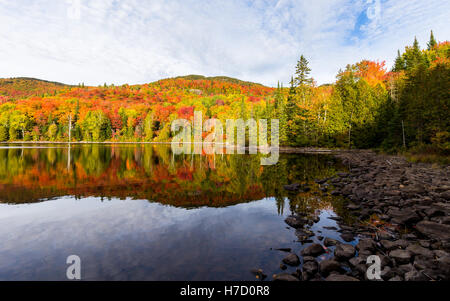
[[271, 150, 450, 281]]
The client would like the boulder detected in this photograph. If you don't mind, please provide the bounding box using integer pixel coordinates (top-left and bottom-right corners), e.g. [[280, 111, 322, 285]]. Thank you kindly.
[[282, 253, 300, 266], [323, 237, 338, 247], [415, 221, 450, 240], [356, 239, 376, 252], [319, 260, 341, 276], [301, 244, 325, 257], [284, 216, 306, 228], [302, 261, 318, 275], [273, 273, 300, 281], [389, 249, 412, 265], [335, 244, 356, 260], [406, 244, 434, 258]]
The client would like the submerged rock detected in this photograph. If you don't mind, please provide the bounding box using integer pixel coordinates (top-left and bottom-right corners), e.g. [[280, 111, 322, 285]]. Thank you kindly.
[[301, 244, 325, 257], [282, 253, 300, 267], [284, 216, 306, 228]]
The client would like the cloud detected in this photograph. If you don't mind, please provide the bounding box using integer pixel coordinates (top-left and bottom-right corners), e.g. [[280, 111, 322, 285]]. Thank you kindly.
[[0, 0, 448, 87]]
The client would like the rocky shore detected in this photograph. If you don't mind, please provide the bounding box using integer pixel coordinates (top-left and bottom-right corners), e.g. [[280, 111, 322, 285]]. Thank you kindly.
[[270, 150, 450, 281]]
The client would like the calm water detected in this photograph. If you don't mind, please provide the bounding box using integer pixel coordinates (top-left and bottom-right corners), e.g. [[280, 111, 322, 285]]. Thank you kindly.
[[0, 144, 355, 281]]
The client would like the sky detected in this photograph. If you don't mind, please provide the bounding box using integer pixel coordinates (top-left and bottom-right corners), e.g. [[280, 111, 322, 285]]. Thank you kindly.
[[0, 0, 449, 87]]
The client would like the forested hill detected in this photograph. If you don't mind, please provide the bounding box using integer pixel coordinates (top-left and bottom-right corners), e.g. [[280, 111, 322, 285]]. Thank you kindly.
[[0, 32, 448, 156], [0, 77, 70, 100]]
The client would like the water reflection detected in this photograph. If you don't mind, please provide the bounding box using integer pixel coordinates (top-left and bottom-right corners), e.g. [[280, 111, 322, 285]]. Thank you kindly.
[[0, 144, 351, 280]]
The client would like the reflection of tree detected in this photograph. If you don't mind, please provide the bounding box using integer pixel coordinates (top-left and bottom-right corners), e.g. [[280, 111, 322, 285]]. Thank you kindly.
[[0, 145, 346, 213]]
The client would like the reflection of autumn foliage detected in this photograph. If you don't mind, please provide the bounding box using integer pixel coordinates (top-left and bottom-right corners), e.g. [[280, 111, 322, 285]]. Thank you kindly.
[[0, 145, 343, 209]]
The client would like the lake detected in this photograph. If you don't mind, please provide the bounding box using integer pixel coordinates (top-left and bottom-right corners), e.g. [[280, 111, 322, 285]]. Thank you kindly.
[[0, 144, 355, 280]]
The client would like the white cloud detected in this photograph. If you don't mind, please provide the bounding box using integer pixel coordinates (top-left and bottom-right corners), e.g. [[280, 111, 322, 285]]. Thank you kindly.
[[0, 0, 448, 87]]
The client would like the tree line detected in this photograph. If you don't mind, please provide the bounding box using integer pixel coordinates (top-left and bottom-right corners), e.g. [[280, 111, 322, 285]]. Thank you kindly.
[[0, 31, 448, 155]]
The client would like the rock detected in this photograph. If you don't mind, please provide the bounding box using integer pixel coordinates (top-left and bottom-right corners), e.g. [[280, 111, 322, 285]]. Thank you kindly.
[[389, 249, 412, 265], [415, 221, 450, 240], [273, 273, 300, 281], [340, 232, 355, 242], [323, 237, 339, 247], [398, 263, 415, 274], [282, 253, 300, 266], [301, 244, 325, 257], [349, 256, 366, 267], [302, 261, 318, 275], [381, 266, 395, 280], [335, 244, 356, 260], [406, 244, 434, 258], [302, 256, 316, 263], [380, 239, 408, 251], [404, 270, 428, 281], [325, 274, 359, 281], [387, 208, 420, 225], [285, 216, 306, 228], [315, 178, 328, 184], [356, 239, 376, 252], [347, 203, 360, 210], [250, 269, 267, 280], [283, 183, 301, 191], [388, 276, 403, 281], [319, 260, 341, 276], [323, 226, 338, 230], [275, 248, 292, 252]]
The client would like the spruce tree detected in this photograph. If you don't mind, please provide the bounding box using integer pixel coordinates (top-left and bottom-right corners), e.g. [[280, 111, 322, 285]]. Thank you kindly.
[[294, 55, 312, 87], [393, 50, 405, 72], [427, 30, 437, 50]]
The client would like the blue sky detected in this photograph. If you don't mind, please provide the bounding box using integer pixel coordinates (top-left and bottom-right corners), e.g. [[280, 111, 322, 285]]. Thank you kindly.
[[0, 0, 449, 86]]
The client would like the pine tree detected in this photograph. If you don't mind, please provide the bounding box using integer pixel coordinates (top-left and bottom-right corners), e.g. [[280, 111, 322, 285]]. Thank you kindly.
[[427, 30, 437, 50], [393, 50, 405, 72], [294, 55, 312, 88]]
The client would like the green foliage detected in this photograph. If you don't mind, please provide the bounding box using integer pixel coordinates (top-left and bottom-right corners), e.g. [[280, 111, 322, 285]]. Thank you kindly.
[[80, 110, 112, 141], [47, 123, 58, 141], [144, 112, 154, 141], [0, 126, 8, 141]]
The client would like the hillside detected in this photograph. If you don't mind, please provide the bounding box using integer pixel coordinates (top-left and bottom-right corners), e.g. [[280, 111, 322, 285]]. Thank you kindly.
[[0, 77, 70, 101]]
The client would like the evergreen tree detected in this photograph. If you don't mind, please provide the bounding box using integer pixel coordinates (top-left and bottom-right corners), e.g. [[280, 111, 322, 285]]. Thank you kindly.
[[393, 50, 405, 71], [294, 55, 312, 87], [427, 30, 437, 50]]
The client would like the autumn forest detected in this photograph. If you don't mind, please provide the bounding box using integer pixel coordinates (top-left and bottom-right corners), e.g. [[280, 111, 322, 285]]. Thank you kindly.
[[0, 32, 448, 155]]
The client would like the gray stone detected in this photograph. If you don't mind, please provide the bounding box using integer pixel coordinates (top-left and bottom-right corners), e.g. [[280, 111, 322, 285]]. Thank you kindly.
[[404, 270, 428, 281], [273, 273, 300, 281], [335, 244, 356, 260], [284, 216, 306, 228], [323, 237, 338, 247], [319, 260, 341, 276], [356, 239, 376, 252], [282, 253, 300, 266], [380, 239, 408, 251], [389, 249, 412, 265], [302, 261, 318, 275], [325, 274, 359, 281], [301, 244, 325, 257], [415, 221, 450, 240], [406, 244, 434, 258]]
